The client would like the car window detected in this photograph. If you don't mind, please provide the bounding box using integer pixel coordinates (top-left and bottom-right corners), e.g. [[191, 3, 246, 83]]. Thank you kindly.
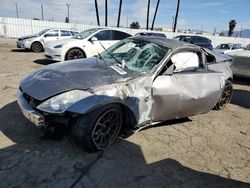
[[45, 30, 59, 37], [171, 52, 200, 72], [216, 44, 231, 49], [94, 30, 112, 40], [113, 31, 131, 40], [60, 30, 72, 36], [100, 38, 171, 74]]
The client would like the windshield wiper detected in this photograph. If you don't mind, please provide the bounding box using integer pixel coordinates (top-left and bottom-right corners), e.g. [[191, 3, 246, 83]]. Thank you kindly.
[[99, 42, 123, 66]]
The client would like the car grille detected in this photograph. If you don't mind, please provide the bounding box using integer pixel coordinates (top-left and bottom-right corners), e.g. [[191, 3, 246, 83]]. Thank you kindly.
[[20, 88, 42, 108]]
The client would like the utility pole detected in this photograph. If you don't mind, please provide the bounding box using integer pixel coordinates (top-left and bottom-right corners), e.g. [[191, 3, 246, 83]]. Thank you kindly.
[[15, 3, 19, 18], [105, 0, 108, 26], [94, 0, 100, 26], [41, 4, 44, 21], [66, 3, 71, 23], [151, 0, 160, 30], [117, 0, 122, 27], [173, 0, 180, 33], [240, 25, 243, 37], [146, 0, 150, 30]]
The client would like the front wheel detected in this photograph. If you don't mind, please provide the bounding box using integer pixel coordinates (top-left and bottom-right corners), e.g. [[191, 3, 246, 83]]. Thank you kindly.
[[214, 80, 233, 110], [31, 42, 43, 52], [71, 104, 122, 152], [66, 48, 85, 60]]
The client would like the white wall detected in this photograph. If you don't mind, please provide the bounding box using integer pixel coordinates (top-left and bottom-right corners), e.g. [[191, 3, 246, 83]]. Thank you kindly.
[[1, 17, 250, 47]]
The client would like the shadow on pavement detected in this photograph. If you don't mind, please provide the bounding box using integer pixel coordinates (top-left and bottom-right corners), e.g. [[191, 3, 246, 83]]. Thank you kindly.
[[0, 101, 249, 187], [11, 49, 33, 53], [231, 89, 250, 109], [34, 59, 55, 65]]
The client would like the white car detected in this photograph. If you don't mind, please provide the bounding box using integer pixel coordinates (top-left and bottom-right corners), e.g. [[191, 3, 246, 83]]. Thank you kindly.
[[44, 28, 132, 61], [214, 43, 243, 54], [17, 29, 77, 52]]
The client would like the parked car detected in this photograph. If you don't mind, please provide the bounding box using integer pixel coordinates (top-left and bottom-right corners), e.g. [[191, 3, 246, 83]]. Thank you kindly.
[[226, 44, 250, 77], [17, 37, 233, 151], [173, 35, 213, 50], [214, 43, 243, 54], [44, 28, 132, 61], [135, 31, 167, 38], [16, 29, 77, 52]]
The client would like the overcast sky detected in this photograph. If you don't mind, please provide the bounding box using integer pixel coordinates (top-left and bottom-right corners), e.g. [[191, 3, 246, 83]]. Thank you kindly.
[[1, 0, 250, 32]]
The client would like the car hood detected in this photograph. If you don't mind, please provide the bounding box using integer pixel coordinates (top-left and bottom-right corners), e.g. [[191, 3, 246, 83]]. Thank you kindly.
[[20, 58, 138, 101], [46, 38, 81, 47], [18, 34, 38, 40]]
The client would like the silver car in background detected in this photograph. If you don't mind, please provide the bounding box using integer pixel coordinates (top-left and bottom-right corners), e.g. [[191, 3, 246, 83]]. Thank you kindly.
[[16, 29, 77, 52]]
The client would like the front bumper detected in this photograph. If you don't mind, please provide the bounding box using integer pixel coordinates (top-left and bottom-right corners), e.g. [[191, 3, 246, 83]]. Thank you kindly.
[[44, 46, 62, 61], [16, 41, 25, 48], [17, 90, 45, 127]]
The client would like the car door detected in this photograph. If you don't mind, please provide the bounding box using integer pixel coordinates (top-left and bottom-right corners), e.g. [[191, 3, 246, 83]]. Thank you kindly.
[[59, 30, 73, 40], [151, 50, 224, 122], [85, 30, 113, 57], [42, 30, 59, 45]]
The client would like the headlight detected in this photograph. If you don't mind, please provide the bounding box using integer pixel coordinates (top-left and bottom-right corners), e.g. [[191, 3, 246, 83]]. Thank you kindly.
[[54, 44, 63, 48], [37, 90, 92, 113]]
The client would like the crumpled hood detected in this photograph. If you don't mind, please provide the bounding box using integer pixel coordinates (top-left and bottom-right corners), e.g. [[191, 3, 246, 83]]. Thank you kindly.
[[18, 34, 38, 40], [20, 58, 137, 101]]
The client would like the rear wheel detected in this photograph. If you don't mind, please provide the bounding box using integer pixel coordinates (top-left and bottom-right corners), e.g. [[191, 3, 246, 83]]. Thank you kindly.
[[214, 80, 233, 110], [71, 104, 122, 152], [31, 42, 43, 52], [66, 48, 85, 60]]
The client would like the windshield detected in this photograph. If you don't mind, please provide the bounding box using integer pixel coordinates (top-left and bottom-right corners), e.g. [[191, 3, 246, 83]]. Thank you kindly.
[[37, 29, 50, 36], [100, 38, 171, 74], [73, 28, 100, 39]]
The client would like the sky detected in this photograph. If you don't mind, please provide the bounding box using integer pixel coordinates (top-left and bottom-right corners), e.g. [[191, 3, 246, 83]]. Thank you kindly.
[[0, 0, 250, 33]]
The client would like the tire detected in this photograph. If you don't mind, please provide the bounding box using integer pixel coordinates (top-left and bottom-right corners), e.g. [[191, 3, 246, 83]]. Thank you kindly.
[[214, 80, 233, 110], [71, 104, 122, 152], [31, 42, 43, 52], [66, 48, 85, 60]]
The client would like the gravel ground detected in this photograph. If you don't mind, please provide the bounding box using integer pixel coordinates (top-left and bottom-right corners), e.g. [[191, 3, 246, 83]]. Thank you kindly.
[[0, 38, 249, 188]]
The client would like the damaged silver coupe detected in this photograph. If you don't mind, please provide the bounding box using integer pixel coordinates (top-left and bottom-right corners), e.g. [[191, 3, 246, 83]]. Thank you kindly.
[[17, 36, 233, 151]]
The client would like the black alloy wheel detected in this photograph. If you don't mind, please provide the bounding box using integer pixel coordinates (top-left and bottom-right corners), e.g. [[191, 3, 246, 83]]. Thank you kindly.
[[66, 48, 85, 60]]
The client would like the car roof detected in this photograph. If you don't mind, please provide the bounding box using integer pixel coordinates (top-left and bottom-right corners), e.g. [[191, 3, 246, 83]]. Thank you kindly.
[[132, 36, 198, 50]]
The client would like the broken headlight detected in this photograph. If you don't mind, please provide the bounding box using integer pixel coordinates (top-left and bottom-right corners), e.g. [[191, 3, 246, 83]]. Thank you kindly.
[[37, 90, 92, 113]]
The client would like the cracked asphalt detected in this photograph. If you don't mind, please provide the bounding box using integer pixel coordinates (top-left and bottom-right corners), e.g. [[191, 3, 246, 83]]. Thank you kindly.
[[0, 39, 250, 188]]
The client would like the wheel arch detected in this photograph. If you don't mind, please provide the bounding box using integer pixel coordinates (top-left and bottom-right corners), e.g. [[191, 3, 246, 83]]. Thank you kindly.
[[64, 47, 86, 60], [68, 95, 138, 129]]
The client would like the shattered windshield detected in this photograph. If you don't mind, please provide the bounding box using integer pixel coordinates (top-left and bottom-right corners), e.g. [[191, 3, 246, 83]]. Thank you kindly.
[[73, 28, 100, 39], [100, 38, 171, 74]]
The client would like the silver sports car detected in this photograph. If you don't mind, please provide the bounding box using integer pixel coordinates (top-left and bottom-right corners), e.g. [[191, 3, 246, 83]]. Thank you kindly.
[[17, 36, 233, 151]]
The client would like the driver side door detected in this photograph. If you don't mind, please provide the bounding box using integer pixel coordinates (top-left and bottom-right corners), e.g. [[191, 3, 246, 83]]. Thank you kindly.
[[151, 50, 224, 122]]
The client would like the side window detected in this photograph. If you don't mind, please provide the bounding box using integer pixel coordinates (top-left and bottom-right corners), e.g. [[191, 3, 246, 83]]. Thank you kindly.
[[60, 30, 72, 36], [171, 52, 200, 72], [113, 31, 131, 40], [94, 30, 112, 40], [45, 30, 59, 37]]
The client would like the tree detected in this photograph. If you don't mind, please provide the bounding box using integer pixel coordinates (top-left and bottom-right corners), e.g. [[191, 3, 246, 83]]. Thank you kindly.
[[228, 20, 237, 37], [130, 21, 140, 29]]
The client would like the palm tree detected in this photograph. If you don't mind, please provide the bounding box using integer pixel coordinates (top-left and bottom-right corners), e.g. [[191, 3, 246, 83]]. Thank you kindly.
[[228, 20, 237, 37]]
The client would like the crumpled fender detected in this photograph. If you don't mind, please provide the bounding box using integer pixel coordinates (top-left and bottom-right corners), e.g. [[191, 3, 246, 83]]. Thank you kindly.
[[67, 94, 123, 114]]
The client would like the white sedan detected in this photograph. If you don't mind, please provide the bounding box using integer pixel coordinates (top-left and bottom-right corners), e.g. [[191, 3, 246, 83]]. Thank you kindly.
[[214, 43, 243, 55], [44, 28, 132, 61], [17, 29, 77, 52]]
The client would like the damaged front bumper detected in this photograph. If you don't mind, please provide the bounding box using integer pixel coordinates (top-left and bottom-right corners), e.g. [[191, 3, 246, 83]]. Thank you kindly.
[[17, 90, 45, 127]]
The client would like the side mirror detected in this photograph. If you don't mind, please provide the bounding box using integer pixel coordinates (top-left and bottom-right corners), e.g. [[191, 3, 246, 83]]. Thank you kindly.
[[44, 34, 48, 38], [90, 37, 98, 42], [163, 64, 175, 75]]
